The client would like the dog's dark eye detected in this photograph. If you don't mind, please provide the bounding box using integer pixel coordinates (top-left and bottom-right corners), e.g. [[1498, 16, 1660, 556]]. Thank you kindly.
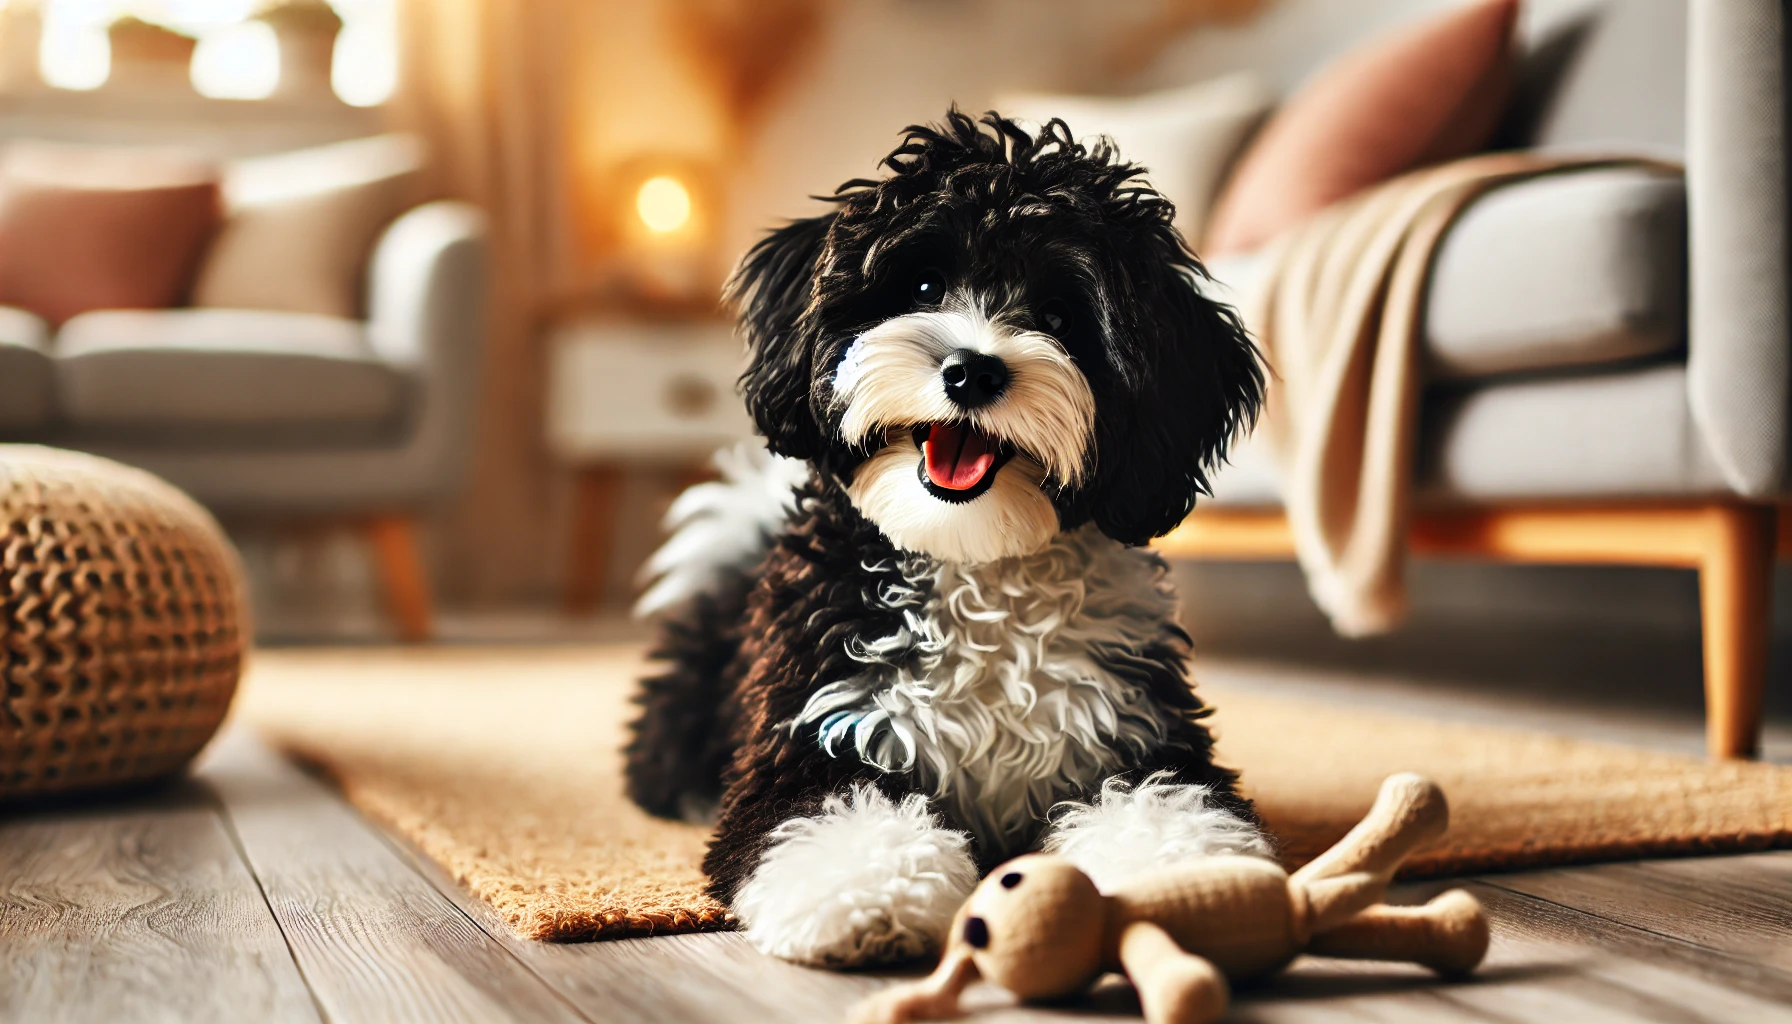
[[1038, 300, 1071, 335], [913, 268, 948, 306]]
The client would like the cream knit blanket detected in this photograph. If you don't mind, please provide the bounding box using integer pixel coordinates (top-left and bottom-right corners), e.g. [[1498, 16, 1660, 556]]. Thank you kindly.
[[1238, 153, 1678, 635]]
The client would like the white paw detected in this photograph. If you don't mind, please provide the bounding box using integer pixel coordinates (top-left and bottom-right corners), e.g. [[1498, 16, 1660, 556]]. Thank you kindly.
[[1044, 771, 1271, 891], [733, 785, 976, 967]]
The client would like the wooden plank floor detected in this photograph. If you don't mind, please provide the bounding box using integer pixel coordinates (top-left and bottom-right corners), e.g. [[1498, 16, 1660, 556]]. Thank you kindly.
[[6, 699, 1792, 1022]]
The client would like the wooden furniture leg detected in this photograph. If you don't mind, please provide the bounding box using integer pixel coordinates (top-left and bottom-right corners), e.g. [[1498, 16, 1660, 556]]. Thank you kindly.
[[564, 465, 623, 615], [1697, 504, 1775, 759], [1156, 501, 1777, 760], [364, 515, 433, 643]]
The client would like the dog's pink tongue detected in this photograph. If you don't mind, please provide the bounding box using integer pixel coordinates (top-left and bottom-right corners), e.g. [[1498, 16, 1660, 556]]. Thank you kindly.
[[924, 423, 996, 490]]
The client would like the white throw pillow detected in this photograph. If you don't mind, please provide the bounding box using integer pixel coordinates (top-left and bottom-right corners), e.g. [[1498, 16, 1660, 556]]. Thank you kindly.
[[998, 73, 1274, 242], [194, 134, 425, 319]]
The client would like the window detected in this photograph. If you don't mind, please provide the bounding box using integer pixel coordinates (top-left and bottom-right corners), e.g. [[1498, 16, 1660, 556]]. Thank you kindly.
[[37, 0, 397, 105]]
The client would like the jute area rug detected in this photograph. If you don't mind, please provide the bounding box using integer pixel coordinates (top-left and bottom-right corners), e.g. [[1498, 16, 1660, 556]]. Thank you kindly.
[[235, 645, 1792, 943]]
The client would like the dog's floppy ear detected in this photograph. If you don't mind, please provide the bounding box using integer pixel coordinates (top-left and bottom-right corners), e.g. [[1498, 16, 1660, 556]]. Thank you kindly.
[[729, 212, 835, 460], [1090, 258, 1265, 546]]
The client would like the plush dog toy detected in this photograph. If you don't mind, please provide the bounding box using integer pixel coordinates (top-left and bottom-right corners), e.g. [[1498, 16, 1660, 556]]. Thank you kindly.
[[853, 773, 1489, 1024]]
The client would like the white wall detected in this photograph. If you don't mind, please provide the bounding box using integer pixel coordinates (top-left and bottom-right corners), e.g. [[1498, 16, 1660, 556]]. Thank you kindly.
[[723, 0, 1482, 261], [724, 0, 1617, 261], [1135, 0, 1457, 95], [723, 0, 1112, 261]]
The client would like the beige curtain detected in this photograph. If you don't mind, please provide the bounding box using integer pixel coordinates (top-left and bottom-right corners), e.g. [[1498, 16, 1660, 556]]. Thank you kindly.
[[389, 0, 588, 604]]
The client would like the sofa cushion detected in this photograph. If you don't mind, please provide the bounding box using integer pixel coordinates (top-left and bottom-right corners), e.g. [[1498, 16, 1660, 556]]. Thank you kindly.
[[1506, 0, 1686, 156], [1202, 0, 1519, 255], [999, 73, 1275, 242], [195, 135, 425, 319], [1205, 362, 1727, 506], [1417, 362, 1726, 500], [1424, 167, 1686, 380], [0, 143, 222, 326], [54, 309, 413, 444], [1207, 424, 1282, 506], [1203, 166, 1686, 383], [0, 305, 52, 431]]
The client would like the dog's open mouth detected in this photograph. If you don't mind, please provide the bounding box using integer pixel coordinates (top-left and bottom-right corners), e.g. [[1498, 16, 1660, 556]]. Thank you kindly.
[[912, 422, 1013, 502]]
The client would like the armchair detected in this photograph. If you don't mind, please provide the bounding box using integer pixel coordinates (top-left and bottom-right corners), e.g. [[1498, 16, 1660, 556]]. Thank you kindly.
[[0, 200, 490, 641], [1167, 0, 1787, 758]]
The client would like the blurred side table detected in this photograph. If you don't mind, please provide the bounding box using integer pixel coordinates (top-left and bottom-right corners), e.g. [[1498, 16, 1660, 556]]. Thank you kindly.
[[546, 318, 754, 614]]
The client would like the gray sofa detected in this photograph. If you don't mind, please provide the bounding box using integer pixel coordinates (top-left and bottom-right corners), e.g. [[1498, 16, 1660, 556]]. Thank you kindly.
[[1209, 0, 1776, 507], [0, 199, 489, 641], [1186, 0, 1786, 757]]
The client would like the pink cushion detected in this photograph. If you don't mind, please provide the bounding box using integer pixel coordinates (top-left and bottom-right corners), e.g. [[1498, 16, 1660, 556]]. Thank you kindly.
[[0, 143, 221, 326], [1202, 0, 1519, 257]]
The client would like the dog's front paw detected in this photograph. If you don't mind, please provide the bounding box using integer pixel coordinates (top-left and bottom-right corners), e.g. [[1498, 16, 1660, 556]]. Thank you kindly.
[[1045, 771, 1271, 892], [733, 785, 976, 967]]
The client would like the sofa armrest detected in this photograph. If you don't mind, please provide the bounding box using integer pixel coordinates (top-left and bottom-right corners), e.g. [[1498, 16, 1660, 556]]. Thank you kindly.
[[369, 200, 489, 367], [1687, 0, 1789, 497], [366, 200, 490, 501]]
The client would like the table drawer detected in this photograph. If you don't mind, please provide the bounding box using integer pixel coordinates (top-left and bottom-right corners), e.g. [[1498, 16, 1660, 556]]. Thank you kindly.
[[547, 321, 756, 462]]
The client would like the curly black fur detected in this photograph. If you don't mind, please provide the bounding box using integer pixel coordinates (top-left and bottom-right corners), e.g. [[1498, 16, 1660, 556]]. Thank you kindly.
[[628, 109, 1266, 911], [696, 481, 926, 901], [624, 577, 752, 819], [731, 108, 1265, 544], [692, 479, 1251, 903]]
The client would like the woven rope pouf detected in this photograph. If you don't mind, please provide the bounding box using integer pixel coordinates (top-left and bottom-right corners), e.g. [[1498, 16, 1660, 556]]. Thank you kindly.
[[1, 445, 247, 802]]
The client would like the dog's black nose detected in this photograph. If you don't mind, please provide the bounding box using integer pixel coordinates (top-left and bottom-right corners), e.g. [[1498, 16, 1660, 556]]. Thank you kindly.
[[940, 349, 1009, 408]]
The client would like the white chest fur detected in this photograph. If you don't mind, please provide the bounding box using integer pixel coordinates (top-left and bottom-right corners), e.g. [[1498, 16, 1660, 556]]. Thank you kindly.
[[792, 525, 1186, 855]]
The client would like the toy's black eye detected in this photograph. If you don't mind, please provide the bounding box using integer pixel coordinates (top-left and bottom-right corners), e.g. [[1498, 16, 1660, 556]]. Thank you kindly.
[[1038, 300, 1071, 335], [913, 267, 947, 306], [963, 916, 990, 948], [1000, 871, 1023, 889]]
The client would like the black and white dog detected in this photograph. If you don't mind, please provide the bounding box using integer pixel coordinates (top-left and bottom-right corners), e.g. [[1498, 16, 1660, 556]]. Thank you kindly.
[[626, 111, 1268, 967]]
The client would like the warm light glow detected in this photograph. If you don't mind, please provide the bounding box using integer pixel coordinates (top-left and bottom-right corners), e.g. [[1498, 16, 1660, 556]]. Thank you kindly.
[[332, 0, 397, 107], [191, 19, 278, 100], [36, 0, 396, 105], [635, 176, 693, 234], [40, 21, 109, 91]]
